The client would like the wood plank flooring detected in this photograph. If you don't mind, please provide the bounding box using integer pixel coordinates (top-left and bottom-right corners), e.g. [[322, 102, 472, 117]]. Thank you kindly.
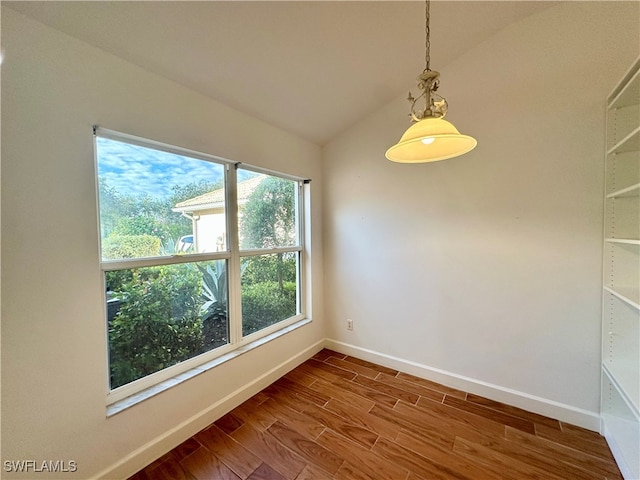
[[129, 349, 622, 480]]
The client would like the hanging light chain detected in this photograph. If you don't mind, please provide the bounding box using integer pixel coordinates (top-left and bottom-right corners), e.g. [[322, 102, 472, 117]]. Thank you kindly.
[[424, 0, 431, 72], [407, 0, 447, 122]]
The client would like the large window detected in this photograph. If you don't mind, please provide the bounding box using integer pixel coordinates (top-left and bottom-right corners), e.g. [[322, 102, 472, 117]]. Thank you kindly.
[[95, 128, 306, 399]]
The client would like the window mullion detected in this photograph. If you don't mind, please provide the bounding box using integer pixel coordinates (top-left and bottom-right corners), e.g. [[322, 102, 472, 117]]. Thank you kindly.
[[226, 164, 243, 345], [238, 246, 302, 258], [101, 252, 230, 271]]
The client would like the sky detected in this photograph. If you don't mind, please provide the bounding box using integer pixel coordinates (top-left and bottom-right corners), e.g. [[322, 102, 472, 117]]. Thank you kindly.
[[96, 137, 227, 199]]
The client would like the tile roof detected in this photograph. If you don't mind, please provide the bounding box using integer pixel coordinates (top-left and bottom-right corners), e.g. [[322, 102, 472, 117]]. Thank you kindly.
[[173, 174, 265, 212]]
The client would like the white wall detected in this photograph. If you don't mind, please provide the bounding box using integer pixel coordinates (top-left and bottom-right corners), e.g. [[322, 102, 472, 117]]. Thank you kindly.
[[1, 7, 324, 479], [3, 2, 639, 477], [323, 2, 639, 428]]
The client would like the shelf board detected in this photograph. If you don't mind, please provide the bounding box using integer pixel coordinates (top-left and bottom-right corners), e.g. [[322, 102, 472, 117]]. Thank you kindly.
[[605, 238, 640, 245], [607, 126, 640, 156], [608, 57, 640, 109], [606, 182, 640, 198], [602, 363, 640, 420], [604, 286, 640, 311]]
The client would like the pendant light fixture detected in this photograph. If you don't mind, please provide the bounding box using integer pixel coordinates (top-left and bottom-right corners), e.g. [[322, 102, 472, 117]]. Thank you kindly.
[[386, 0, 476, 163]]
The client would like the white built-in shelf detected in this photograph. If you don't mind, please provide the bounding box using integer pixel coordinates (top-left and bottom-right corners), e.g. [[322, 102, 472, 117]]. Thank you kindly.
[[605, 238, 640, 245], [603, 55, 640, 480], [607, 126, 640, 156], [604, 286, 640, 311], [609, 58, 640, 109], [603, 364, 640, 420], [607, 182, 640, 199]]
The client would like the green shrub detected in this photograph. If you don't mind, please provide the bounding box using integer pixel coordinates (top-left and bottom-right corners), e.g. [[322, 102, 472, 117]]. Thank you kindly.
[[108, 264, 204, 388], [241, 253, 296, 285], [102, 234, 161, 260], [241, 281, 296, 336]]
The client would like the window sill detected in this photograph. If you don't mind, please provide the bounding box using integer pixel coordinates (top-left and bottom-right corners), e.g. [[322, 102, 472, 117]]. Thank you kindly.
[[106, 318, 312, 417]]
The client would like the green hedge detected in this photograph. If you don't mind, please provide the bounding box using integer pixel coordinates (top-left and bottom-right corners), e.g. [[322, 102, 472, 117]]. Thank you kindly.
[[107, 265, 297, 388], [242, 281, 296, 336], [107, 264, 204, 388], [102, 234, 161, 260]]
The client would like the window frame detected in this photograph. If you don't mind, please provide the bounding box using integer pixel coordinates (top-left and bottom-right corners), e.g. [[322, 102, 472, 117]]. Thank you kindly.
[[94, 127, 309, 406], [236, 164, 307, 341]]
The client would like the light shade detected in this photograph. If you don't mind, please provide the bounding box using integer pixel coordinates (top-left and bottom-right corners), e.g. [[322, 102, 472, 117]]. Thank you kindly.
[[385, 117, 477, 163]]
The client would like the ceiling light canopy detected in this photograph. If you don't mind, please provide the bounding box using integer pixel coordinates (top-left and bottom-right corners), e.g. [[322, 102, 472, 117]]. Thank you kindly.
[[386, 0, 476, 163]]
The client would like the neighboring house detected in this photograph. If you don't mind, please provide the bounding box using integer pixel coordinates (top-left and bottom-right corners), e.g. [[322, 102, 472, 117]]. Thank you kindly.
[[172, 175, 265, 253]]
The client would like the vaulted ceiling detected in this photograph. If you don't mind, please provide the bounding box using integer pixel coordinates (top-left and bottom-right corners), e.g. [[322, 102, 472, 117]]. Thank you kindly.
[[7, 1, 555, 145]]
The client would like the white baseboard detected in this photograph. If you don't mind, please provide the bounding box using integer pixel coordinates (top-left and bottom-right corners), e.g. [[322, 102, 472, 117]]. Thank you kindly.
[[324, 339, 601, 431], [94, 339, 325, 480]]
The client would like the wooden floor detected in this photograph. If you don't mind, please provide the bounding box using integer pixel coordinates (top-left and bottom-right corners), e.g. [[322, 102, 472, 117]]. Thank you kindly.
[[129, 349, 622, 480]]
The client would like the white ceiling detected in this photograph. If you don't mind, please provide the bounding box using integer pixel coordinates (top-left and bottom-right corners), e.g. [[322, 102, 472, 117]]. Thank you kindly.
[[6, 1, 555, 145]]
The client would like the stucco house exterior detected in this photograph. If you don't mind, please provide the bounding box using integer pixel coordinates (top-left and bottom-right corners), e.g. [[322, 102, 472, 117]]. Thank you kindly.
[[172, 175, 265, 253]]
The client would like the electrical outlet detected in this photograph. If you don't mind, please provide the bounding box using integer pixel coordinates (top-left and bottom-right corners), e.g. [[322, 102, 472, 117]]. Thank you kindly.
[[347, 318, 353, 331]]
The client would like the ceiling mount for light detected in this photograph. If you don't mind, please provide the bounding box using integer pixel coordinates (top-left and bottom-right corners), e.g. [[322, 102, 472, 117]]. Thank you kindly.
[[385, 0, 477, 163]]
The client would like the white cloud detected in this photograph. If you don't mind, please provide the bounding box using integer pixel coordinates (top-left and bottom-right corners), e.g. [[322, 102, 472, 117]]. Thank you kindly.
[[96, 137, 224, 199]]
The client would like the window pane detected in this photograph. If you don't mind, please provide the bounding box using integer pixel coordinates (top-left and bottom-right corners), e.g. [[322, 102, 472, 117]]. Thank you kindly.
[[241, 253, 299, 336], [106, 260, 229, 389], [237, 170, 298, 250], [96, 137, 226, 260]]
